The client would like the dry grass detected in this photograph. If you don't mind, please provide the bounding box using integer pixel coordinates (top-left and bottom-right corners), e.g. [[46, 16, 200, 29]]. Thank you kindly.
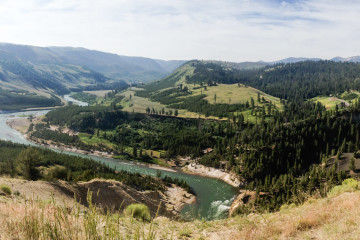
[[310, 96, 342, 110], [84, 90, 112, 97], [118, 89, 169, 114], [0, 192, 159, 240], [118, 89, 220, 120], [2, 180, 360, 239], [191, 84, 281, 108]]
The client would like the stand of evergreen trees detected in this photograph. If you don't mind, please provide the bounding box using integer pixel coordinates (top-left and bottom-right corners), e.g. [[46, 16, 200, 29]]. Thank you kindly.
[[0, 140, 191, 193]]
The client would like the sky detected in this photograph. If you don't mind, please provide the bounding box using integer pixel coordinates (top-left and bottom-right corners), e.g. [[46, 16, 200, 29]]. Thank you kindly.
[[0, 0, 360, 62]]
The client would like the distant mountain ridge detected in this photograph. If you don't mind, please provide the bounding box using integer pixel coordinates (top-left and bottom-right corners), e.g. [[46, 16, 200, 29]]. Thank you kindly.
[[208, 56, 360, 71], [331, 56, 360, 62], [0, 43, 186, 83]]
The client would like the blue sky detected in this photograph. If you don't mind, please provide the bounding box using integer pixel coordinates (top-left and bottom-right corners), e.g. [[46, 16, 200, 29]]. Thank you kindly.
[[0, 0, 360, 61]]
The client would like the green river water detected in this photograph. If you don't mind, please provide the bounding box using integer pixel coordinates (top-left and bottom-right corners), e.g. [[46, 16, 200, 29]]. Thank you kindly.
[[0, 102, 237, 220]]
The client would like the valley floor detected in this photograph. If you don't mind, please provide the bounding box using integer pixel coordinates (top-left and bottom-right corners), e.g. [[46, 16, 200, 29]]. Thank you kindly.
[[1, 177, 360, 239], [6, 116, 241, 186]]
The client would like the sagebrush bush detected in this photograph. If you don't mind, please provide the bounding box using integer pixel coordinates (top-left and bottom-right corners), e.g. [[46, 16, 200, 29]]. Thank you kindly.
[[328, 178, 359, 197], [0, 185, 12, 195], [124, 204, 151, 222]]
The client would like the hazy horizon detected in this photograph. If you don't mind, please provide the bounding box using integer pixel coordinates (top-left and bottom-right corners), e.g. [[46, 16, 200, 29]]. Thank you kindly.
[[1, 0, 360, 62]]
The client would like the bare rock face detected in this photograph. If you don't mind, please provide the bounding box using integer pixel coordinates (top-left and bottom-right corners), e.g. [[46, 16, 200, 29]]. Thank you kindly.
[[228, 190, 257, 217]]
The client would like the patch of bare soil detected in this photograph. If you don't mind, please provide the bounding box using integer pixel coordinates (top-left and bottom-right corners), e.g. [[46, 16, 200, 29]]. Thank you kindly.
[[325, 152, 360, 176], [6, 116, 42, 134], [183, 162, 243, 187], [0, 177, 194, 218]]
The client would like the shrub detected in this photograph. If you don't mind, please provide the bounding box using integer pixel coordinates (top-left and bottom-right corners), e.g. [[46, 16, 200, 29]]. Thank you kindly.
[[328, 178, 359, 197], [46, 165, 68, 180], [124, 204, 151, 222], [0, 185, 12, 195], [179, 227, 192, 238]]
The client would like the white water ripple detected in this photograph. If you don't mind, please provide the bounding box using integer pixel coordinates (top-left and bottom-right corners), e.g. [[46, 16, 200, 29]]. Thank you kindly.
[[208, 196, 236, 219]]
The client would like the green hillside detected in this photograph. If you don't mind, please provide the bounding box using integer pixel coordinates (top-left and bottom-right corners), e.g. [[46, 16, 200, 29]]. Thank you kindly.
[[132, 61, 282, 120], [128, 60, 360, 120], [0, 43, 187, 110]]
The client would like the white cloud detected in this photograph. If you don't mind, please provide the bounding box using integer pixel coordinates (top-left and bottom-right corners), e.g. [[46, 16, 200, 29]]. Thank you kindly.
[[0, 0, 360, 61]]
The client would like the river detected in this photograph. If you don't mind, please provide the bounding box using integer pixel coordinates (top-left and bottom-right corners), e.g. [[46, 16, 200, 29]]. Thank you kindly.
[[0, 101, 237, 220]]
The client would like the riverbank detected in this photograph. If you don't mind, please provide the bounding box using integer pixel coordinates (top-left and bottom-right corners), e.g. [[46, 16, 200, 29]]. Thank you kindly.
[[7, 116, 241, 186], [182, 162, 243, 188], [5, 117, 196, 215], [6, 117, 178, 173]]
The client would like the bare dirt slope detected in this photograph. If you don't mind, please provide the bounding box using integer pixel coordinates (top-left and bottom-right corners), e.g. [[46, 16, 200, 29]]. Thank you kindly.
[[0, 177, 193, 218]]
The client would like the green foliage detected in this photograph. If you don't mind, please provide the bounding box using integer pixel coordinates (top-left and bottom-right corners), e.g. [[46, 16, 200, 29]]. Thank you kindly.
[[124, 204, 151, 222], [46, 165, 68, 180], [0, 185, 12, 195], [185, 61, 360, 101], [42, 105, 216, 157], [341, 92, 358, 101], [0, 140, 188, 192], [179, 227, 192, 238], [70, 92, 97, 105], [31, 124, 80, 145], [169, 95, 248, 118], [17, 147, 42, 180], [349, 157, 356, 171], [328, 178, 359, 197], [0, 88, 61, 110]]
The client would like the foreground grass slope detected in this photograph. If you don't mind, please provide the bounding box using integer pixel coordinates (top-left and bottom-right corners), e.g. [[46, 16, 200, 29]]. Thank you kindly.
[[1, 179, 360, 239]]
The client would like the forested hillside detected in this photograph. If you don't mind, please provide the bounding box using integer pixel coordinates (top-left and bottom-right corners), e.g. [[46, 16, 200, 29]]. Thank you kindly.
[[134, 61, 281, 119], [28, 59, 360, 214], [186, 60, 360, 100], [132, 60, 360, 120]]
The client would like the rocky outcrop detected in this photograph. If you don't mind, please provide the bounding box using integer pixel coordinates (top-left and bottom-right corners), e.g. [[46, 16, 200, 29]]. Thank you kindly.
[[228, 190, 257, 216]]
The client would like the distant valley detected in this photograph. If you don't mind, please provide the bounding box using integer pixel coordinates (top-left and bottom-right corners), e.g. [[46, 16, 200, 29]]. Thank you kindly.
[[0, 43, 186, 110]]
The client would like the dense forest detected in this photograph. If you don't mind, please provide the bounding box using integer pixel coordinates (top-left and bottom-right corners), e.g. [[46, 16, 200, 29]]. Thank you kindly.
[[134, 60, 360, 118], [186, 60, 360, 100], [0, 140, 191, 192], [41, 105, 213, 157]]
